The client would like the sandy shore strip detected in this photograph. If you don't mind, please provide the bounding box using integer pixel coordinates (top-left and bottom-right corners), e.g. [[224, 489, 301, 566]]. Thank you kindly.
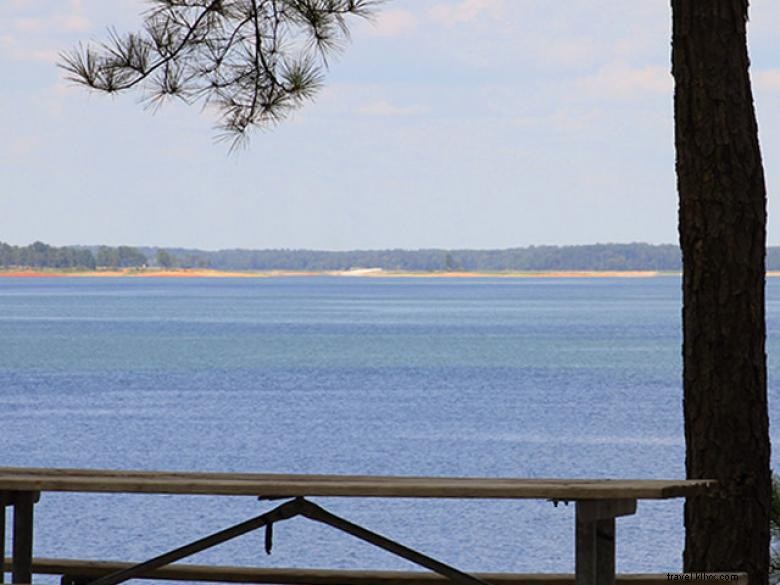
[[0, 268, 681, 279]]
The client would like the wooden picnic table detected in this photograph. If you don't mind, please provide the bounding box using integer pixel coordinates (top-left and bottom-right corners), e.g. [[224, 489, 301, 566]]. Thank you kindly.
[[0, 467, 715, 585]]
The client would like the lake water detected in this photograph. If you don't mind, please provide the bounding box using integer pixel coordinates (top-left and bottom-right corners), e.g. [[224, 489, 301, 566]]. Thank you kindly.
[[1, 276, 779, 578]]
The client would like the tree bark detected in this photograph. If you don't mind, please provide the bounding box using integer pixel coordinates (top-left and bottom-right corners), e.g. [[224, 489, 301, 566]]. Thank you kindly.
[[671, 2, 770, 584]]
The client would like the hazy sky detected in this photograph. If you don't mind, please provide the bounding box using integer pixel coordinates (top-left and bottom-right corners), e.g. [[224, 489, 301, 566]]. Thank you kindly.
[[2, 1, 780, 251]]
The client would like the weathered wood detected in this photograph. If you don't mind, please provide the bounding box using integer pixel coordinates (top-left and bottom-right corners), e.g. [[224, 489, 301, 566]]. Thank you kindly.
[[0, 468, 715, 500], [0, 494, 39, 509], [87, 498, 303, 585], [11, 492, 34, 584], [576, 502, 619, 585], [575, 500, 636, 522], [594, 520, 614, 585], [0, 468, 723, 585], [0, 558, 750, 585], [1, 499, 5, 585], [86, 497, 491, 585], [298, 498, 490, 585]]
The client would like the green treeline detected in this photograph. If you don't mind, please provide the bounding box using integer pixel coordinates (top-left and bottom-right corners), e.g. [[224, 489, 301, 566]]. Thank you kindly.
[[0, 241, 98, 269], [6, 240, 780, 272], [95, 246, 148, 268], [161, 243, 685, 271], [0, 242, 146, 269]]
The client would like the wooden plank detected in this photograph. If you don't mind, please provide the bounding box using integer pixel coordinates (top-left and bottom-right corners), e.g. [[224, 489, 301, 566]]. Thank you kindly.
[[0, 468, 716, 500], [0, 558, 749, 585], [0, 467, 712, 491]]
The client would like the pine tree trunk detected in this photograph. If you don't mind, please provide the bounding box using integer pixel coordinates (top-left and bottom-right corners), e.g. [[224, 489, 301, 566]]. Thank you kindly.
[[671, 2, 770, 584]]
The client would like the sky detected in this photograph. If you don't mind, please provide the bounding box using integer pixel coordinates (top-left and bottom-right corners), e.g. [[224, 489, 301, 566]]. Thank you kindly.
[[2, 1, 780, 251]]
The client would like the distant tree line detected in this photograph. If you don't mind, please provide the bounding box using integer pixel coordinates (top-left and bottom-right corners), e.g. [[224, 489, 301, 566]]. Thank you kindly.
[[0, 242, 147, 269], [7, 240, 780, 272], [140, 243, 686, 271], [94, 246, 147, 268], [0, 241, 98, 269]]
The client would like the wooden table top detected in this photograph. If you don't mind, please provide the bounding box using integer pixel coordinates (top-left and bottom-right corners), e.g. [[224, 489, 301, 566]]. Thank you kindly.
[[0, 467, 715, 500]]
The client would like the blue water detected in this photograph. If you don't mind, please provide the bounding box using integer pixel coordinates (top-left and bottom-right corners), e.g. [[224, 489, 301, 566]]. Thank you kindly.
[[1, 276, 778, 577]]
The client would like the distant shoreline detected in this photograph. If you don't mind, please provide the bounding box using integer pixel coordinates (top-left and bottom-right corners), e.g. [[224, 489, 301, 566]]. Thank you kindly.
[[7, 267, 780, 278], [6, 267, 780, 279], [0, 267, 684, 279]]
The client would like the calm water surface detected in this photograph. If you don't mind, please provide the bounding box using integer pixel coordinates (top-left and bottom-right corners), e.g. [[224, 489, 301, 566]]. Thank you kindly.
[[2, 276, 779, 576]]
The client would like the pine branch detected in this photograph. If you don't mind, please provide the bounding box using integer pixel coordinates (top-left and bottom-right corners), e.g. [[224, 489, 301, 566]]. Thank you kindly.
[[59, 0, 381, 146]]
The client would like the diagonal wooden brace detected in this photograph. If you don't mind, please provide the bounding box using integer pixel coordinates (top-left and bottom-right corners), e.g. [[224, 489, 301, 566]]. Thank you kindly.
[[298, 498, 492, 585], [85, 496, 491, 585], [86, 497, 304, 585]]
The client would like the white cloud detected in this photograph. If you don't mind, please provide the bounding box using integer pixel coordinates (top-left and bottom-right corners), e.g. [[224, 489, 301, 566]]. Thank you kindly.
[[1, 3, 92, 63], [578, 63, 673, 98], [754, 69, 780, 92], [6, 5, 91, 34], [366, 10, 417, 38], [540, 38, 597, 67], [513, 108, 597, 133], [428, 0, 506, 27], [0, 34, 59, 63], [12, 17, 46, 33], [358, 100, 428, 117], [11, 136, 38, 158], [58, 13, 91, 33]]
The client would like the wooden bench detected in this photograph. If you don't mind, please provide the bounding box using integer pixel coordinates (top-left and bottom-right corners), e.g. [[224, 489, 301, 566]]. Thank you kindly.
[[0, 467, 719, 585], [1, 557, 749, 585]]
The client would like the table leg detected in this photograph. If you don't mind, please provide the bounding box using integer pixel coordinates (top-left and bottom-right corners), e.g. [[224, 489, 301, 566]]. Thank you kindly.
[[575, 499, 637, 585], [12, 492, 35, 585], [1, 496, 6, 585]]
